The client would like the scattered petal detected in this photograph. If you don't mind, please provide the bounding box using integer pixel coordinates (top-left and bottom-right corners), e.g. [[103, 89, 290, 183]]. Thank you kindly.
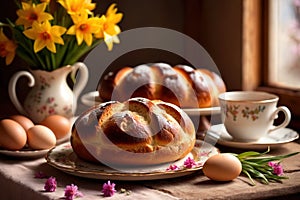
[[44, 177, 57, 192], [64, 184, 83, 200], [102, 180, 116, 197]]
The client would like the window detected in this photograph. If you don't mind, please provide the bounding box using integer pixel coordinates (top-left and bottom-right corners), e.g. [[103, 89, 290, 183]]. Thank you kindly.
[[243, 0, 300, 132], [268, 0, 300, 90]]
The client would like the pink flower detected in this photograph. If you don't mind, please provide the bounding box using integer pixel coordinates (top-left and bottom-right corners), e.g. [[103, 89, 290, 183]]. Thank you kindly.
[[184, 157, 196, 168], [268, 161, 284, 176], [102, 180, 116, 197], [64, 184, 83, 200], [166, 164, 179, 171], [44, 177, 57, 192]]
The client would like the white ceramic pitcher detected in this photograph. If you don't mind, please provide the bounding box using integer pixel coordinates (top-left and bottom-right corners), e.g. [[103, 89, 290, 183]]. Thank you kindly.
[[8, 62, 88, 123]]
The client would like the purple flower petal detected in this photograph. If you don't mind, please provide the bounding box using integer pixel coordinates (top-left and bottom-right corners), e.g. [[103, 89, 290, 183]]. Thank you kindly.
[[102, 180, 116, 197], [44, 177, 57, 192], [64, 184, 83, 200]]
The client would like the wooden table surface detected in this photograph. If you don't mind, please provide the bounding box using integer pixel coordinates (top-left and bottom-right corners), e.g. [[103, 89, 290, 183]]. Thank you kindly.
[[0, 140, 299, 200]]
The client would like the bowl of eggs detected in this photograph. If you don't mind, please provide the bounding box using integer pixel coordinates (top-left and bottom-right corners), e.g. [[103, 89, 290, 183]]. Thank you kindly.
[[0, 114, 71, 158]]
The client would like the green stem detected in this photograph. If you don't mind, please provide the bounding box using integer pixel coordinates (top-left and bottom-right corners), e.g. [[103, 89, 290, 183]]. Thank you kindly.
[[242, 169, 256, 186]]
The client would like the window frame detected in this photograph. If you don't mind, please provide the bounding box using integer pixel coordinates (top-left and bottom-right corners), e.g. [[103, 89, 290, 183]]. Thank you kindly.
[[243, 0, 300, 131]]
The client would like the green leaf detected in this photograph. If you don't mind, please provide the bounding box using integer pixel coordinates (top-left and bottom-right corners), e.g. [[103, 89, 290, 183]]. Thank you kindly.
[[237, 151, 262, 159]]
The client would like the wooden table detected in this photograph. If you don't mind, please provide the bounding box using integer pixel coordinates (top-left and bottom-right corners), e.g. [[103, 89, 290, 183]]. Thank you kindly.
[[0, 140, 299, 200]]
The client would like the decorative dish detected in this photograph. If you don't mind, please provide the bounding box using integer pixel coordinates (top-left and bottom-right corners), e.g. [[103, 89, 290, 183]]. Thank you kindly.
[[46, 140, 219, 181], [0, 147, 50, 158], [210, 124, 299, 150], [80, 91, 221, 116], [0, 132, 70, 158]]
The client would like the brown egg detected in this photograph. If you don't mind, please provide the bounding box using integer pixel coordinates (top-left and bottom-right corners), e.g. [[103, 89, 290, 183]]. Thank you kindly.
[[27, 125, 56, 150], [40, 115, 71, 139], [10, 115, 34, 131], [0, 119, 27, 150], [203, 153, 242, 181]]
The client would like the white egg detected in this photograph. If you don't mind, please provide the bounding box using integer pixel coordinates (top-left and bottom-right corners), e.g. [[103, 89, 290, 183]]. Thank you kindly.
[[27, 125, 56, 150]]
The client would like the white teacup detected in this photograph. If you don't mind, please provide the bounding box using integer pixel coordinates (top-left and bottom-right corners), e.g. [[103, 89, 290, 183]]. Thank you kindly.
[[218, 91, 291, 141]]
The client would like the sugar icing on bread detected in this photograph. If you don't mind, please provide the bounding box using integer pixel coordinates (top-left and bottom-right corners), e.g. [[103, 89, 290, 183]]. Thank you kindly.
[[98, 63, 226, 108], [71, 97, 196, 166]]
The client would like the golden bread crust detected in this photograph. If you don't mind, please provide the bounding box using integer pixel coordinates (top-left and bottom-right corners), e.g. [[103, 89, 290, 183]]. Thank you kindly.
[[98, 63, 226, 108], [71, 98, 196, 165]]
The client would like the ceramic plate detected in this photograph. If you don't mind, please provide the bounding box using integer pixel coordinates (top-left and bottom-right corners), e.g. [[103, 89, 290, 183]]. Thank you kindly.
[[0, 147, 51, 158], [0, 133, 70, 158], [81, 91, 221, 116], [46, 140, 219, 181], [209, 124, 299, 150]]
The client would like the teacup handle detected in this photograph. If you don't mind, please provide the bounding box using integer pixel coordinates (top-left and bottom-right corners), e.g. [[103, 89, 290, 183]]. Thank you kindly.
[[71, 62, 89, 101], [269, 106, 291, 133], [8, 71, 35, 116]]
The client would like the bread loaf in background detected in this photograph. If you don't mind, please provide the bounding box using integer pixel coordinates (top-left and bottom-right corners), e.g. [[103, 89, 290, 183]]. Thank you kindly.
[[98, 63, 226, 108], [71, 97, 196, 165]]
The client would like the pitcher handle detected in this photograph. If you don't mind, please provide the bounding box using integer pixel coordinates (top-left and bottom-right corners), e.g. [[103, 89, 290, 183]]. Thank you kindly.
[[8, 71, 35, 116], [71, 62, 89, 101]]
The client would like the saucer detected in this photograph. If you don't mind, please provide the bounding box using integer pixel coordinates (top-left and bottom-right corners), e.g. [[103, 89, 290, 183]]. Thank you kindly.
[[209, 124, 299, 150]]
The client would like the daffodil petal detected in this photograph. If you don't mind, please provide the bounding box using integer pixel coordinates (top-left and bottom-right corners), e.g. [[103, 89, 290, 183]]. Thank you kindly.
[[84, 33, 93, 46], [6, 52, 15, 65], [104, 32, 114, 51], [23, 29, 38, 40], [67, 26, 76, 35], [76, 32, 84, 45], [46, 42, 56, 53], [34, 39, 46, 53], [52, 26, 67, 36], [53, 36, 64, 45]]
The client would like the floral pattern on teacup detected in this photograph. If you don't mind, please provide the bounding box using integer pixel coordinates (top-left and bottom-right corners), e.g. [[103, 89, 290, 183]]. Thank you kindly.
[[225, 105, 240, 121], [225, 105, 266, 121], [242, 106, 266, 121]]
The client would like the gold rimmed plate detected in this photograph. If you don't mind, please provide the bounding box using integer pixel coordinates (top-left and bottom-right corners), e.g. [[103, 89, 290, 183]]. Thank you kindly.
[[45, 140, 218, 181], [80, 91, 221, 116]]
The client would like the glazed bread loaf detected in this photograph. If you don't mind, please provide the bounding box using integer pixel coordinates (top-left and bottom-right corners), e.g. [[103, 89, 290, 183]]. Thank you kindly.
[[71, 97, 196, 166], [98, 63, 226, 108]]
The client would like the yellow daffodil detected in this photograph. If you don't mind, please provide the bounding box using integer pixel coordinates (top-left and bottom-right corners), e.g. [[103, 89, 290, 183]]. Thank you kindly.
[[67, 13, 101, 46], [23, 21, 66, 53], [58, 0, 96, 15], [16, 2, 53, 29], [0, 29, 17, 65], [0, 1, 122, 70], [106, 3, 123, 24], [95, 4, 122, 50]]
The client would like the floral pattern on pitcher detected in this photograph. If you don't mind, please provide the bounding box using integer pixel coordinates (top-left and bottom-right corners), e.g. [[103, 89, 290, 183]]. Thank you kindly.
[[31, 75, 53, 104]]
